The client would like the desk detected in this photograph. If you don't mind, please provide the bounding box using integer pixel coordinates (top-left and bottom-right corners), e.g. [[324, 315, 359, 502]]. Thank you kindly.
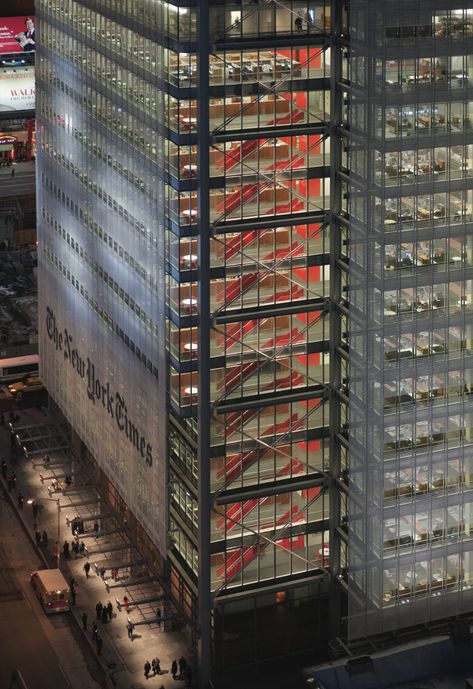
[[183, 342, 198, 354], [181, 209, 197, 223], [181, 297, 198, 313], [181, 117, 197, 130], [182, 253, 198, 268], [182, 164, 197, 178], [183, 386, 198, 397]]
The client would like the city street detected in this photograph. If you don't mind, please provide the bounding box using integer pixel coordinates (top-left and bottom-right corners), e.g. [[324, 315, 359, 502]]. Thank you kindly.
[[0, 489, 106, 689], [0, 162, 35, 198]]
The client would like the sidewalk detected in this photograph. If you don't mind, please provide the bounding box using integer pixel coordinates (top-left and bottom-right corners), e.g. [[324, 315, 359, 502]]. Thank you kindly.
[[1, 406, 194, 689]]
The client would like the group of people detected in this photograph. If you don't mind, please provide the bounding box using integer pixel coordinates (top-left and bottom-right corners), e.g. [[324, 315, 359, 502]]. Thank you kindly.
[[144, 656, 192, 683], [95, 600, 114, 625], [62, 538, 86, 559]]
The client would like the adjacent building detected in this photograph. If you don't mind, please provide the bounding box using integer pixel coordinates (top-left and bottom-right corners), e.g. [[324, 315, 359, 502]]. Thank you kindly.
[[36, 0, 473, 684]]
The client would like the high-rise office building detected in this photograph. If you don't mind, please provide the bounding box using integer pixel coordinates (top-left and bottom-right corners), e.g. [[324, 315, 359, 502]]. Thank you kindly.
[[36, 0, 473, 684]]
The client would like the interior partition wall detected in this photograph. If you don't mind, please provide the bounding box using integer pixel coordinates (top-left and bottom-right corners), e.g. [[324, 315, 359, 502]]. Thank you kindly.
[[348, 0, 473, 640]]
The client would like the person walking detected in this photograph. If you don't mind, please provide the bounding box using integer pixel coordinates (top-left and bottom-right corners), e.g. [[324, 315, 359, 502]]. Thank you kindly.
[[96, 635, 103, 656], [106, 600, 113, 620], [127, 620, 134, 640], [63, 541, 70, 559], [144, 660, 151, 680], [35, 529, 41, 546], [171, 660, 178, 679], [101, 606, 108, 625], [179, 657, 187, 677], [83, 561, 91, 578], [96, 601, 103, 620], [123, 595, 130, 613], [41, 530, 48, 546], [154, 658, 161, 674], [99, 566, 106, 579], [82, 611, 87, 631], [17, 493, 24, 509]]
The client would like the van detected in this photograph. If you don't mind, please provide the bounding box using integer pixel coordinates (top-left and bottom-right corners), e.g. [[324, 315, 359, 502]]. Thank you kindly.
[[30, 568, 70, 613]]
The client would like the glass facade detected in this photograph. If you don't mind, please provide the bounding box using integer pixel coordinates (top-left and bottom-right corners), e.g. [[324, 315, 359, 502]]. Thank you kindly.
[[348, 1, 473, 640], [38, 0, 473, 680]]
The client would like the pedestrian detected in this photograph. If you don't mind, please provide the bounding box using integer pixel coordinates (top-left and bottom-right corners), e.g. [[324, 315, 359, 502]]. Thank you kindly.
[[92, 622, 98, 639], [101, 606, 108, 625], [112, 567, 118, 581], [96, 634, 103, 655], [179, 656, 187, 676], [72, 540, 79, 557], [35, 529, 41, 546], [153, 658, 161, 675], [42, 530, 48, 546], [93, 521, 99, 533], [123, 595, 129, 612], [96, 601, 103, 620], [63, 541, 70, 559], [100, 566, 106, 579], [82, 611, 87, 631], [17, 493, 24, 509], [144, 661, 151, 680], [44, 453, 50, 466], [1, 459, 6, 478], [71, 588, 76, 606], [83, 561, 91, 578], [171, 660, 178, 679], [127, 620, 134, 640], [156, 607, 162, 627], [79, 541, 86, 555], [106, 600, 113, 620]]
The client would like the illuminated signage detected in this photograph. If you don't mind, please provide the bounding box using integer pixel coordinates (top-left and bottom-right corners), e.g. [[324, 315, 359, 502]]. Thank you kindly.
[[45, 307, 154, 466], [0, 66, 35, 111], [0, 16, 35, 54]]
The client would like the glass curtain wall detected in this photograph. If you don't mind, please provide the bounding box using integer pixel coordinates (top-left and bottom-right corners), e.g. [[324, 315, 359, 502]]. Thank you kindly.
[[348, 0, 473, 640], [167, 0, 334, 632]]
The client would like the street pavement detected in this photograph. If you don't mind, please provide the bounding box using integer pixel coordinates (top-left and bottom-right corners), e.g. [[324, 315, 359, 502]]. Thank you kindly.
[[0, 406, 194, 689], [0, 160, 35, 197]]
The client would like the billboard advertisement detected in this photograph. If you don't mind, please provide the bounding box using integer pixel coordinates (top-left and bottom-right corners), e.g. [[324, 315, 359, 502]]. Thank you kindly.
[[0, 17, 35, 54], [0, 67, 34, 111]]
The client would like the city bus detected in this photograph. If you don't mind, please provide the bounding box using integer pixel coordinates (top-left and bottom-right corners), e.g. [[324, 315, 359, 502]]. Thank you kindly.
[[0, 354, 39, 382], [30, 569, 71, 614]]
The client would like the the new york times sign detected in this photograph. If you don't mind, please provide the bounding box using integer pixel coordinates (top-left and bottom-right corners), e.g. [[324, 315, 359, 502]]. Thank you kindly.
[[46, 307, 153, 466]]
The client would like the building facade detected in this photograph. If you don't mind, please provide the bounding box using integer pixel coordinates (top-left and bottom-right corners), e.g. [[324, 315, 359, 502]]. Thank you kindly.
[[36, 0, 473, 684]]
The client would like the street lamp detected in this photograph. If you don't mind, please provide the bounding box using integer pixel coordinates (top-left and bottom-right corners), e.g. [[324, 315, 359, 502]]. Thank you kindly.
[[27, 496, 61, 569]]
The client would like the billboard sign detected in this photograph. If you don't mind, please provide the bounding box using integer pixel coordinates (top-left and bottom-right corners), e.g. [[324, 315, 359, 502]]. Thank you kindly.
[[0, 17, 35, 54], [0, 67, 35, 111]]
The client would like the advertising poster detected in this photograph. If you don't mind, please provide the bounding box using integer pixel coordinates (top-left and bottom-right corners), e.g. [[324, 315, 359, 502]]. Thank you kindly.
[[0, 67, 35, 111], [0, 17, 35, 54]]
